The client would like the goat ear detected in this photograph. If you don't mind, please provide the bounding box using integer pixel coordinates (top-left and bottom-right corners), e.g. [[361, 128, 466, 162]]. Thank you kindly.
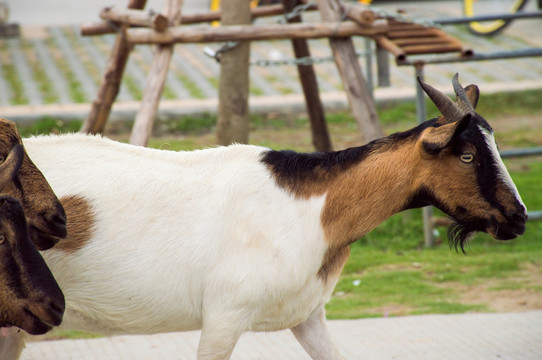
[[464, 84, 480, 109], [0, 144, 24, 191], [420, 114, 472, 155]]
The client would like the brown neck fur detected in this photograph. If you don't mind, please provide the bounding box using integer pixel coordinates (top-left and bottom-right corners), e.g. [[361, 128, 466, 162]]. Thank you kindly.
[[321, 142, 420, 247], [316, 140, 421, 280]]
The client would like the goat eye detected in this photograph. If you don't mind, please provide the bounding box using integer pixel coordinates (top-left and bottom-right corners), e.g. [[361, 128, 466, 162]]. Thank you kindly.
[[0, 235, 5, 244], [460, 154, 474, 163]]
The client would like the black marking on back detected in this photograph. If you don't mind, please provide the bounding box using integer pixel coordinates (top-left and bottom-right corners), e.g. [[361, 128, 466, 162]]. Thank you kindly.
[[261, 119, 438, 190]]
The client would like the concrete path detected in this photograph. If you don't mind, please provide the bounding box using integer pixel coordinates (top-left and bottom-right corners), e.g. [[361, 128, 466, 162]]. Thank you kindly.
[[23, 311, 542, 359]]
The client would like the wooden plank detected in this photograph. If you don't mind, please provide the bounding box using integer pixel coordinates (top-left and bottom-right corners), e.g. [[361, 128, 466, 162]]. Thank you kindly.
[[283, 0, 331, 152], [387, 23, 425, 31], [387, 29, 440, 39], [81, 0, 147, 134], [402, 43, 462, 55], [125, 21, 386, 44], [392, 37, 451, 46], [129, 0, 183, 146], [315, 0, 382, 144]]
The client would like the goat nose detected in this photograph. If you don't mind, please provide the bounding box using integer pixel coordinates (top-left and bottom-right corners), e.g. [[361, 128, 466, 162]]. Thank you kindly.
[[46, 297, 65, 326], [511, 211, 528, 223], [507, 207, 527, 234], [44, 212, 67, 238], [51, 213, 67, 227]]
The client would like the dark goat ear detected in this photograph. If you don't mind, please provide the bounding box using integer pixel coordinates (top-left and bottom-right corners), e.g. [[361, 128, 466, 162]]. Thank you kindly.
[[420, 114, 472, 155], [0, 144, 24, 191], [464, 84, 480, 109]]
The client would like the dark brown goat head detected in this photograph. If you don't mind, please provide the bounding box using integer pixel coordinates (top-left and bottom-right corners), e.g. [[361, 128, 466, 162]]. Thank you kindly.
[[0, 196, 65, 334], [412, 74, 527, 251], [0, 118, 66, 250]]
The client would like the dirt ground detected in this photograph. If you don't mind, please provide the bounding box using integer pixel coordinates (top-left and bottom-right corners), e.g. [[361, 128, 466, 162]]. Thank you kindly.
[[459, 263, 542, 313]]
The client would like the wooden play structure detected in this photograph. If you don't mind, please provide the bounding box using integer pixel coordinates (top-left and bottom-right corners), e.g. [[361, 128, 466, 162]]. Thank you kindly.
[[80, 0, 470, 149]]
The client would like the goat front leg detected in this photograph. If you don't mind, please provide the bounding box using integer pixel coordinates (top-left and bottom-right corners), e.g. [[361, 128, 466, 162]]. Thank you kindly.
[[290, 306, 344, 360], [0, 327, 27, 360], [197, 310, 247, 360]]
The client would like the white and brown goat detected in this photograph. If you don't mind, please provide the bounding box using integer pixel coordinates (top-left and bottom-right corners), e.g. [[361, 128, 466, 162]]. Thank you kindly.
[[7, 75, 527, 359], [0, 146, 64, 358]]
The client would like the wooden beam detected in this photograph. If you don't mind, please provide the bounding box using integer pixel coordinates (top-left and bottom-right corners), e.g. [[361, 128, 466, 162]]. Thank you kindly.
[[283, 0, 331, 152], [81, 0, 147, 135], [100, 6, 169, 32], [130, 0, 183, 146], [315, 0, 383, 143], [125, 21, 385, 44], [80, 3, 318, 36], [0, 23, 20, 38], [81, 2, 376, 37]]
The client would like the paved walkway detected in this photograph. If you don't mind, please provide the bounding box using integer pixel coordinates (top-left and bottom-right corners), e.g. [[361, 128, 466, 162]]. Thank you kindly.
[[23, 311, 542, 359]]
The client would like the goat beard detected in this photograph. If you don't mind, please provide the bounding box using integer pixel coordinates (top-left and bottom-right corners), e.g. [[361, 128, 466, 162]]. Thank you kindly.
[[447, 220, 478, 254]]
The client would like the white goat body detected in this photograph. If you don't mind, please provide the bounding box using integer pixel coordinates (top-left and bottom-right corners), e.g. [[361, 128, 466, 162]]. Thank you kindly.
[[24, 134, 339, 343]]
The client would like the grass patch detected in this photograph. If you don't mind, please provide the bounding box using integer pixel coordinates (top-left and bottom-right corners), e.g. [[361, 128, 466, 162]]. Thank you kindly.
[[21, 39, 59, 104], [45, 37, 86, 103], [122, 75, 143, 101], [175, 73, 206, 99], [61, 27, 101, 86], [0, 41, 28, 105], [0, 63, 27, 105], [18, 117, 82, 137]]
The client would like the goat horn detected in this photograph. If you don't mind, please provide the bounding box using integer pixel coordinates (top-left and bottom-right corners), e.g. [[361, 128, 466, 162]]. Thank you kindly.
[[452, 73, 475, 114], [417, 76, 465, 123]]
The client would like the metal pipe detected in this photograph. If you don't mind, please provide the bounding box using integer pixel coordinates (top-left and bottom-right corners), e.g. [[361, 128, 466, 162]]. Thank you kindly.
[[415, 65, 436, 248], [364, 37, 374, 100], [398, 47, 542, 66], [434, 10, 542, 25], [501, 147, 542, 158]]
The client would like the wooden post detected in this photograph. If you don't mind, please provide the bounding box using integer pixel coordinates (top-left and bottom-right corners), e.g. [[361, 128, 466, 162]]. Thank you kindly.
[[282, 0, 331, 152], [130, 0, 183, 146], [216, 0, 251, 145], [315, 0, 383, 144], [81, 0, 147, 134]]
